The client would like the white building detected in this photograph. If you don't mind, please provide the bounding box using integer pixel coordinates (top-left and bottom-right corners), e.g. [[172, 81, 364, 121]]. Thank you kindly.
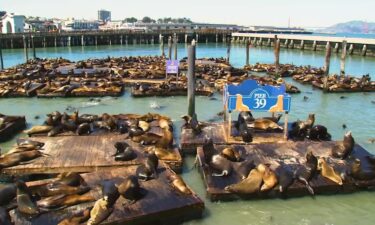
[[1, 13, 25, 33], [62, 18, 99, 31]]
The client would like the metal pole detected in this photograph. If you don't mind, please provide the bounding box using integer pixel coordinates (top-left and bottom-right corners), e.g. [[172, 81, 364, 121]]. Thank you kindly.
[[168, 36, 172, 60], [23, 35, 29, 62], [323, 42, 331, 91], [0, 39, 4, 70], [187, 40, 196, 117], [31, 35, 36, 59], [340, 40, 347, 75], [245, 39, 250, 66]]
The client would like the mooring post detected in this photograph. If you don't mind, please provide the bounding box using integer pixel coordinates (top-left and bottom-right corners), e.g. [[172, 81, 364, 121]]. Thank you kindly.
[[323, 42, 331, 92], [185, 34, 188, 44], [362, 44, 367, 56], [274, 35, 280, 75], [226, 37, 231, 63], [300, 40, 305, 50], [168, 36, 172, 60], [43, 37, 46, 48], [334, 43, 339, 53], [284, 39, 289, 48], [31, 35, 36, 59], [196, 34, 199, 43], [54, 36, 57, 47], [290, 39, 294, 49], [259, 37, 263, 46], [120, 35, 123, 45], [216, 33, 218, 43], [173, 34, 178, 60], [23, 35, 29, 62], [348, 44, 354, 55], [187, 40, 196, 117], [312, 40, 317, 51], [81, 35, 84, 46], [267, 38, 271, 46], [245, 39, 250, 66], [160, 35, 165, 57], [0, 39, 4, 70], [340, 40, 347, 75], [284, 112, 289, 140], [68, 36, 71, 46]]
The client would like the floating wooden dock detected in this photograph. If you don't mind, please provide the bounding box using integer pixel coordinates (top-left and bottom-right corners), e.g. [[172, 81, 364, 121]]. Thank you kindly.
[[10, 165, 204, 225], [2, 135, 182, 175], [0, 114, 26, 142], [180, 122, 285, 154], [131, 86, 214, 97], [196, 141, 375, 201]]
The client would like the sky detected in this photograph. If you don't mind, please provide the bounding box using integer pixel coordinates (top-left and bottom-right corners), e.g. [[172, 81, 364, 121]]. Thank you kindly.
[[1, 0, 375, 28]]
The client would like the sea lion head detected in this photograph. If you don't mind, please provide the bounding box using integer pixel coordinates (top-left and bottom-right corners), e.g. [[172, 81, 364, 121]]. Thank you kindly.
[[256, 164, 267, 173], [317, 157, 326, 171]]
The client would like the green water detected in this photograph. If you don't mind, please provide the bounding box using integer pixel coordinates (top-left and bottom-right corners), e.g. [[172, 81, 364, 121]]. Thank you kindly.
[[1, 43, 375, 225]]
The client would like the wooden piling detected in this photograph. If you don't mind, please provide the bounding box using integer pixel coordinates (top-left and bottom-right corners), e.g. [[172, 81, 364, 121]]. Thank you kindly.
[[226, 37, 231, 63], [216, 33, 218, 43], [174, 34, 178, 60], [334, 43, 339, 53], [259, 37, 263, 46], [31, 35, 36, 59], [349, 44, 354, 55], [0, 39, 4, 70], [274, 35, 280, 75], [284, 39, 289, 48], [185, 34, 188, 43], [168, 36, 172, 60], [362, 44, 367, 56], [245, 39, 250, 66], [196, 34, 199, 43], [22, 35, 29, 62], [340, 40, 347, 75], [267, 38, 271, 46], [187, 40, 196, 117], [160, 35, 165, 57], [323, 42, 331, 92], [313, 40, 317, 51], [54, 37, 57, 47], [290, 39, 294, 49], [300, 40, 305, 50]]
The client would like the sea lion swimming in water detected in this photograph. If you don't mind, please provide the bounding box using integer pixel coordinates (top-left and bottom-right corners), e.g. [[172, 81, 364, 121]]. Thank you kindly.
[[58, 207, 92, 225], [117, 175, 145, 204], [225, 168, 263, 194], [15, 181, 39, 216], [0, 207, 12, 225], [331, 131, 355, 159], [0, 183, 17, 206], [317, 158, 343, 185], [87, 196, 114, 225]]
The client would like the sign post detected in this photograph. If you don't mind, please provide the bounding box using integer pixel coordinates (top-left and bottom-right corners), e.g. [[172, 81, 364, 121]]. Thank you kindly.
[[166, 59, 179, 82]]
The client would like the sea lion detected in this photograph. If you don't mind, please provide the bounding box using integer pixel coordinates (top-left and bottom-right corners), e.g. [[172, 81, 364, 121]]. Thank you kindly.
[[317, 158, 343, 185], [55, 172, 85, 187], [100, 180, 119, 207], [349, 158, 375, 180], [210, 154, 232, 177], [293, 165, 315, 195], [181, 114, 202, 135], [257, 164, 278, 191], [307, 125, 331, 141], [0, 183, 16, 206], [331, 131, 355, 159], [236, 111, 254, 128], [289, 120, 308, 140], [24, 125, 53, 135], [0, 207, 12, 225], [16, 181, 39, 216], [238, 121, 253, 143], [37, 194, 95, 210], [87, 197, 113, 225], [48, 125, 63, 137], [261, 114, 282, 123], [232, 160, 256, 180], [128, 126, 145, 137], [249, 119, 283, 131], [202, 137, 217, 165], [115, 148, 137, 161], [305, 113, 315, 128], [220, 147, 241, 162], [138, 120, 150, 132], [0, 150, 44, 169], [16, 139, 44, 149], [117, 175, 145, 204], [76, 123, 91, 135], [137, 152, 159, 181], [306, 150, 318, 175], [131, 132, 161, 145], [30, 183, 90, 198], [58, 207, 92, 225], [225, 168, 263, 194], [276, 163, 294, 193], [169, 174, 191, 195]]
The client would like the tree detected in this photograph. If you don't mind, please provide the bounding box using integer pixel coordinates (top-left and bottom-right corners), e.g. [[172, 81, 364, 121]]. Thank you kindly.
[[124, 17, 138, 23], [142, 16, 155, 23]]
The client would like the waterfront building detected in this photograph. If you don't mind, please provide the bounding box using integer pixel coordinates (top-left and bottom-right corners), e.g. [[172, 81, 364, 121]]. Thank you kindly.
[[1, 12, 25, 33], [62, 18, 99, 31], [24, 18, 58, 32], [98, 9, 111, 22]]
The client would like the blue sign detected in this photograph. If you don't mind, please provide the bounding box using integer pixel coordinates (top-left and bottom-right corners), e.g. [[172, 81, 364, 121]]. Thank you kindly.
[[166, 60, 179, 74], [224, 80, 291, 113]]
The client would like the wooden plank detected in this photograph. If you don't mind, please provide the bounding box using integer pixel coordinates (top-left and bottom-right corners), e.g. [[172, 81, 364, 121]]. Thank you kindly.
[[11, 165, 204, 225], [0, 114, 26, 142], [197, 142, 375, 201], [2, 136, 183, 175]]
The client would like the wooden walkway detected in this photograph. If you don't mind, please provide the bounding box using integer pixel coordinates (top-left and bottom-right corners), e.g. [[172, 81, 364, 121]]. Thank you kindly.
[[196, 142, 375, 201], [180, 122, 285, 153], [10, 165, 204, 225], [2, 135, 182, 175]]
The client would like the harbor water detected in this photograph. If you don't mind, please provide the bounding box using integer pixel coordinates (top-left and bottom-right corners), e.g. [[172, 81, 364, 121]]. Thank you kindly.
[[1, 43, 375, 225]]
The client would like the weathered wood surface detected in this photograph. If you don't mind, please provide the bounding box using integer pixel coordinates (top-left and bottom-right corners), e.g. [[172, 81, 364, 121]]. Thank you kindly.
[[2, 135, 182, 175], [0, 114, 26, 142], [180, 122, 285, 153], [197, 142, 375, 201], [11, 166, 204, 225], [131, 87, 213, 97]]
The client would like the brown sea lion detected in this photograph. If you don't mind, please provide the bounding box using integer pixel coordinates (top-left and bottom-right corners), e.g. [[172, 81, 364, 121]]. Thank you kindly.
[[24, 125, 53, 135], [181, 114, 202, 135], [30, 183, 90, 198], [261, 114, 282, 123], [232, 160, 256, 180], [55, 172, 85, 187], [249, 119, 283, 131], [0, 183, 16, 206], [38, 194, 95, 209], [210, 154, 232, 177], [16, 181, 39, 216], [101, 180, 119, 207], [220, 147, 241, 162], [350, 158, 375, 180], [138, 120, 150, 132], [305, 113, 315, 128], [225, 168, 263, 194], [317, 158, 343, 185], [117, 175, 145, 204], [202, 137, 217, 165], [0, 150, 43, 169], [331, 131, 355, 159], [87, 197, 113, 225], [137, 152, 159, 181], [151, 147, 180, 161], [257, 164, 278, 191], [16, 139, 44, 149], [169, 174, 191, 195], [58, 207, 92, 225]]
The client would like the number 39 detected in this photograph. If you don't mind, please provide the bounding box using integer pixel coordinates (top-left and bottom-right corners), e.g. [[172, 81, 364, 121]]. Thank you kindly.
[[254, 98, 266, 108]]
